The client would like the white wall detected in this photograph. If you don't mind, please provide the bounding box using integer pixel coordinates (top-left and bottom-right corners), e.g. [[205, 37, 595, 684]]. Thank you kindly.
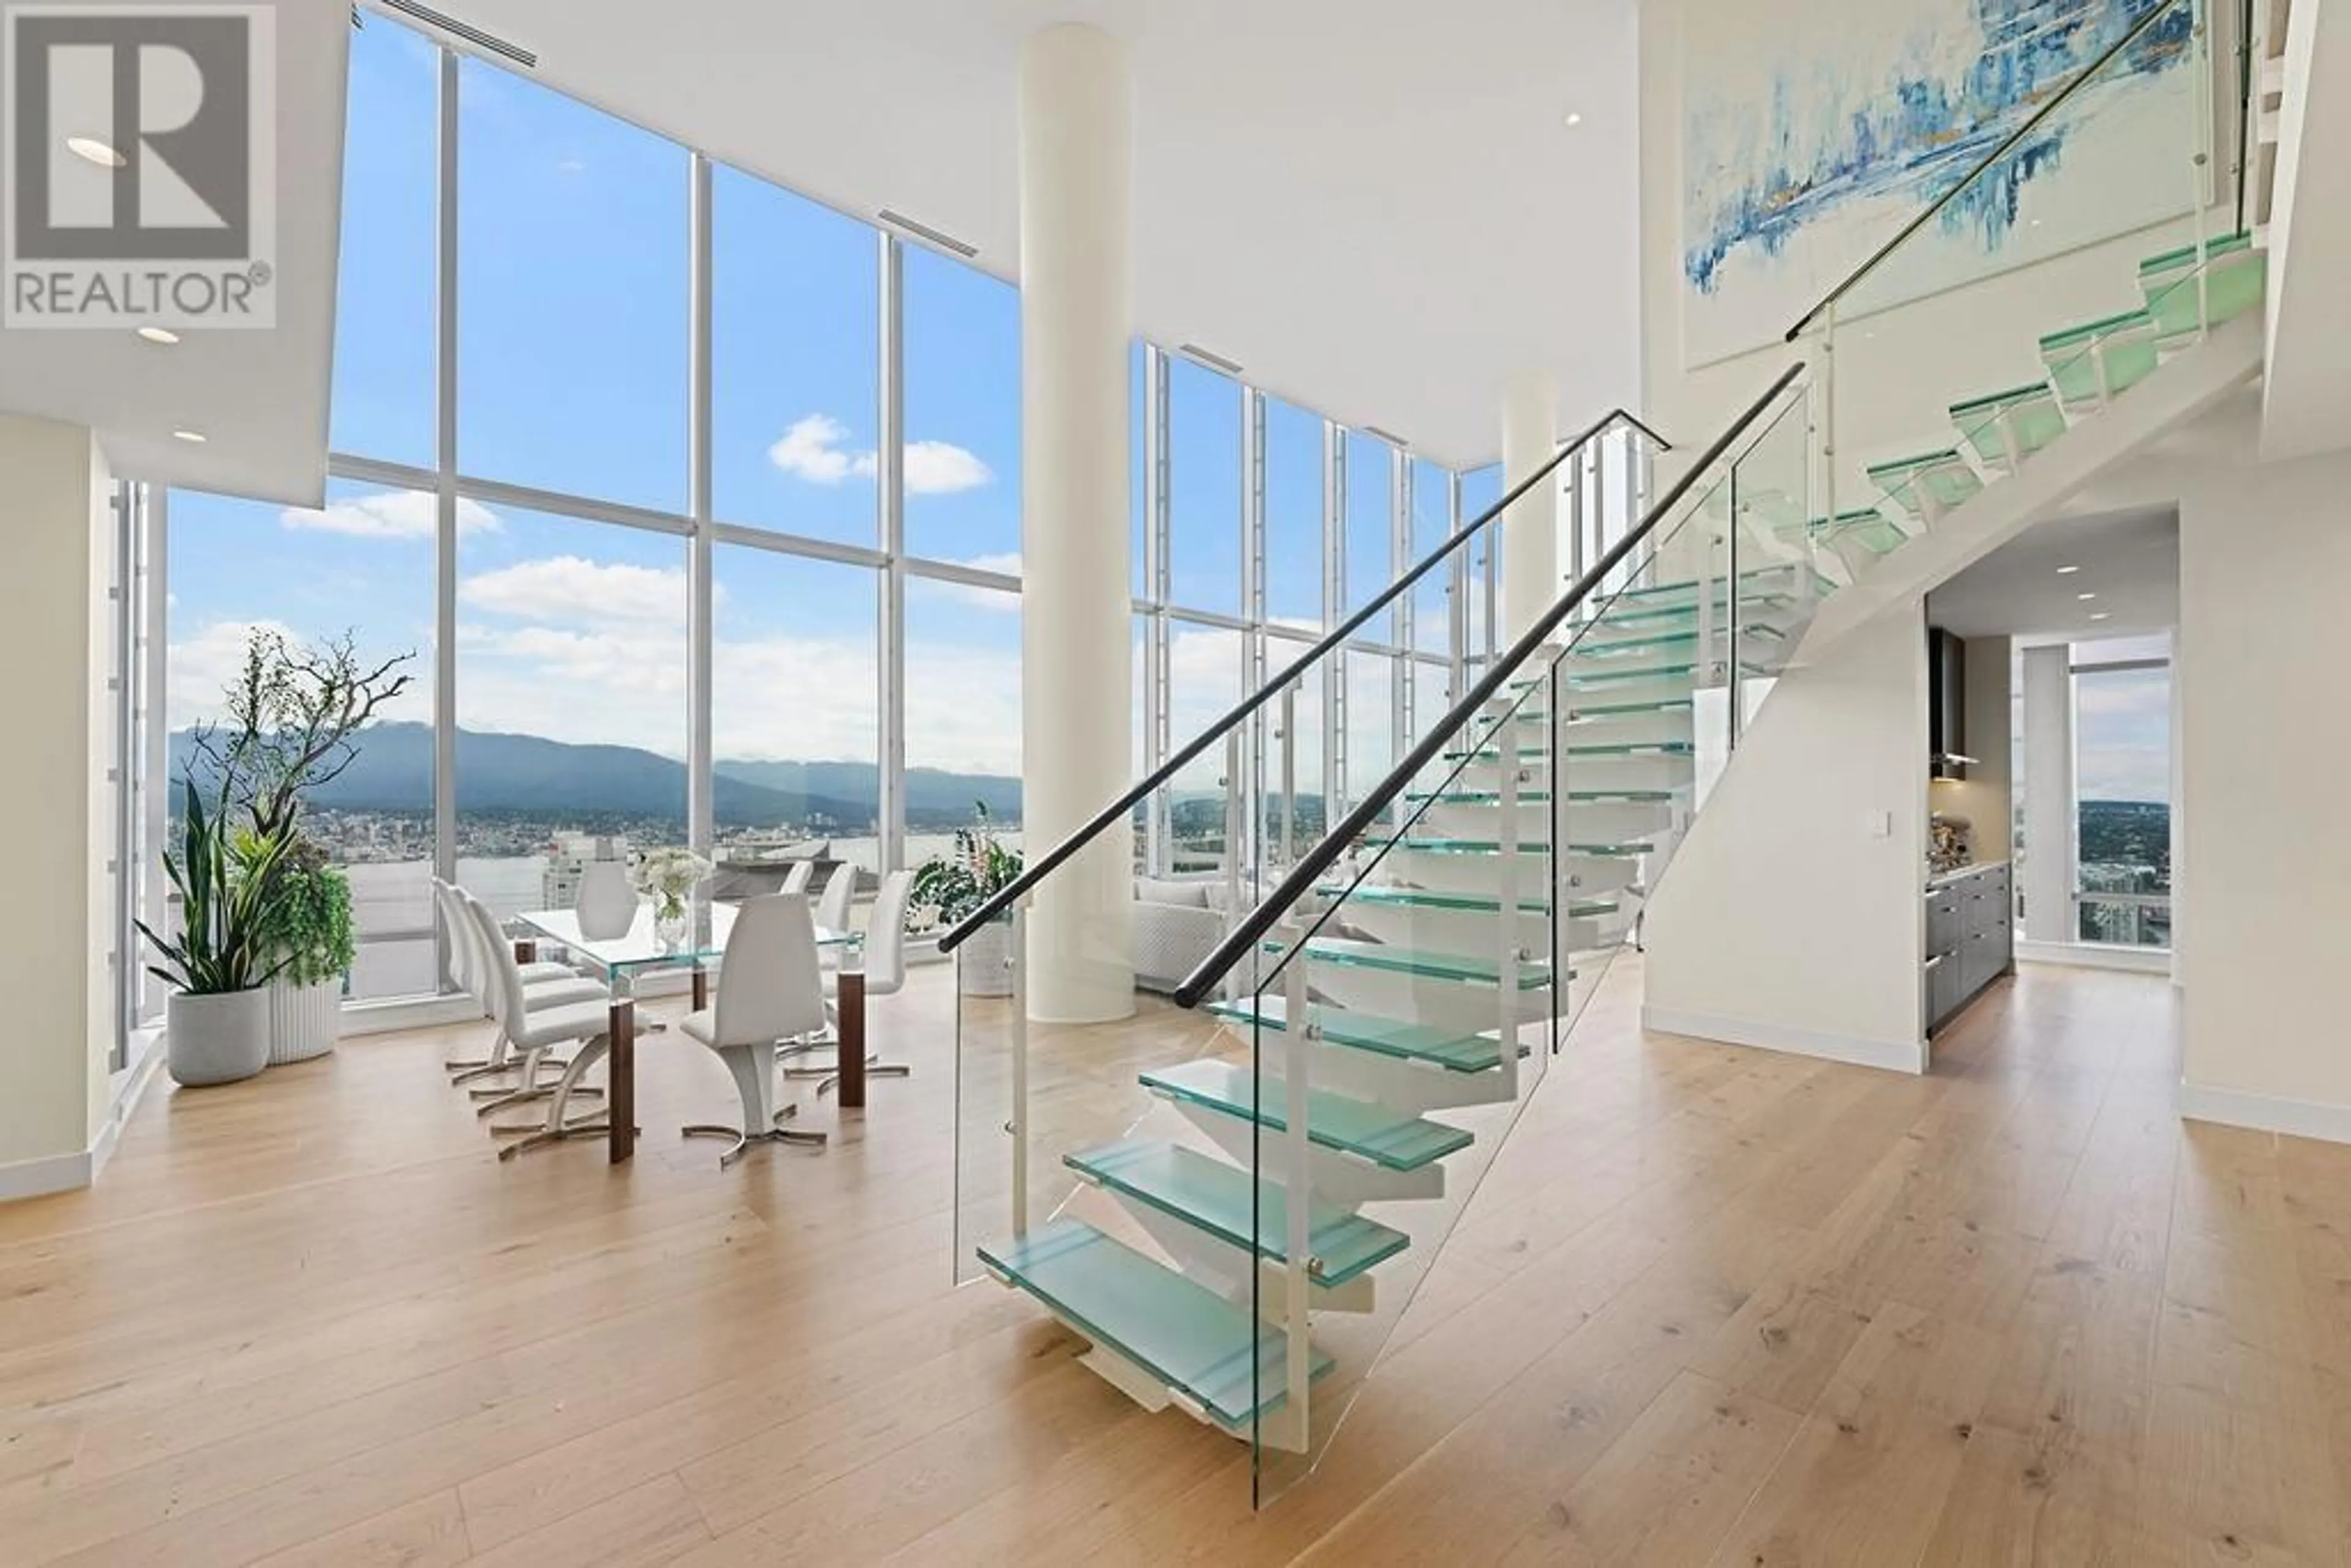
[[2175, 441, 2351, 1133], [1643, 607, 1930, 1071], [0, 415, 114, 1196], [1638, 0, 2221, 491]]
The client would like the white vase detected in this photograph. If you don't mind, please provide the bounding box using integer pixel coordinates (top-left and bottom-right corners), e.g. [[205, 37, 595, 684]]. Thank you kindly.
[[956, 921, 1015, 998], [265, 978, 342, 1065], [167, 989, 271, 1087], [574, 861, 637, 940]]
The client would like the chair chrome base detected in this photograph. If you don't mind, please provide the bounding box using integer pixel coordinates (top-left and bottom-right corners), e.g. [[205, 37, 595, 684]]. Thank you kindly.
[[496, 1111, 622, 1161], [814, 1057, 912, 1098], [682, 1103, 827, 1166], [474, 1082, 601, 1116]]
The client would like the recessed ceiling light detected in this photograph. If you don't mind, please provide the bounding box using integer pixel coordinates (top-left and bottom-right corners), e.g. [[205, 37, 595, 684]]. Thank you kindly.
[[66, 136, 125, 169], [171, 429, 207, 443], [2076, 591, 2097, 601], [1564, 111, 1583, 127], [137, 326, 180, 345], [2056, 564, 2080, 574]]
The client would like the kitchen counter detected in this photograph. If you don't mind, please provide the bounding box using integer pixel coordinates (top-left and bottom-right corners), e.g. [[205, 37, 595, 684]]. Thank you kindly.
[[1927, 858, 2010, 892]]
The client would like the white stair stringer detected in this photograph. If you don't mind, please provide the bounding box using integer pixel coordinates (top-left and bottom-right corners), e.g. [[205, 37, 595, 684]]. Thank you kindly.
[[1793, 310, 2262, 668]]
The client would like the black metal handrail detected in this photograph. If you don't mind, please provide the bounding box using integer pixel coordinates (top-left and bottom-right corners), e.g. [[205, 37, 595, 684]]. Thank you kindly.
[[1785, 0, 2187, 343], [1172, 361, 1806, 1009], [933, 405, 1670, 955]]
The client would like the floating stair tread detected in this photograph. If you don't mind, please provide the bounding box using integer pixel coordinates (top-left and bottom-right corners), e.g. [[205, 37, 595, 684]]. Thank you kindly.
[[1567, 697, 1697, 718], [1405, 789, 1676, 805], [1600, 565, 1817, 602], [1865, 446, 1968, 478], [1949, 381, 2061, 416], [1209, 992, 1510, 1074], [1140, 1058, 1474, 1171], [1438, 740, 1696, 762], [1398, 838, 1654, 858], [977, 1217, 1332, 1428], [1581, 590, 1805, 631], [1065, 1138, 1410, 1288], [2038, 307, 2153, 352], [1272, 935, 1553, 991], [2139, 230, 2252, 275], [1313, 883, 1621, 920]]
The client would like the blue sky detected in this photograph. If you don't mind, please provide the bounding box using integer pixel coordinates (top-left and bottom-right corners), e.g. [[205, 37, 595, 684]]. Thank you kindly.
[[168, 13, 1437, 787]]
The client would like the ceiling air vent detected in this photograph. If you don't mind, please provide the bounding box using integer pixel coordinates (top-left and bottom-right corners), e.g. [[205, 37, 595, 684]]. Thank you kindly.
[[1176, 342, 1243, 376], [878, 210, 979, 259], [1363, 424, 1410, 448], [380, 0, 536, 69]]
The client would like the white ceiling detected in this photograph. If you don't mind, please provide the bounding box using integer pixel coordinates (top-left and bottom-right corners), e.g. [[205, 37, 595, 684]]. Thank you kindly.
[[422, 0, 1643, 468], [0, 0, 347, 506], [1926, 505, 2180, 641]]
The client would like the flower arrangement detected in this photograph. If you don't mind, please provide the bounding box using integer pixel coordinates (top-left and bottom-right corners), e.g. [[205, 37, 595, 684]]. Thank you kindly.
[[631, 846, 713, 922]]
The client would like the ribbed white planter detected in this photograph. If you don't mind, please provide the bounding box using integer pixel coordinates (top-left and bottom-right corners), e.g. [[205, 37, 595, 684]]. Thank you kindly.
[[266, 979, 342, 1065], [956, 923, 1015, 998]]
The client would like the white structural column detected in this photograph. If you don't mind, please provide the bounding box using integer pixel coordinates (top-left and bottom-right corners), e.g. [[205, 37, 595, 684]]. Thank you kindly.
[[1499, 370, 1560, 640], [2019, 643, 2075, 945], [1018, 24, 1136, 1022]]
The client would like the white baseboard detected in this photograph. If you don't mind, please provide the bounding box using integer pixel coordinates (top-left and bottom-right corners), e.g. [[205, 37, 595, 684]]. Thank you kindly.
[[2016, 940, 2173, 975], [0, 1148, 94, 1204], [2178, 1081, 2351, 1146], [1641, 1005, 1928, 1076], [92, 1027, 169, 1182]]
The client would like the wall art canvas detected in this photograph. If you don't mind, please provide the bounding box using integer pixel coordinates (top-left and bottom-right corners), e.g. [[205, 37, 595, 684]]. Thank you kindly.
[[1681, 0, 2197, 367]]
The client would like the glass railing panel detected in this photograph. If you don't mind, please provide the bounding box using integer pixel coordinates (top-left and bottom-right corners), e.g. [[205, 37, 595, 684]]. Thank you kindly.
[[1238, 373, 1808, 1503]]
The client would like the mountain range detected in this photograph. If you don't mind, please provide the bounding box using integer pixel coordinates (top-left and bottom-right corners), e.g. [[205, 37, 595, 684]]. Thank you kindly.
[[168, 722, 1022, 829]]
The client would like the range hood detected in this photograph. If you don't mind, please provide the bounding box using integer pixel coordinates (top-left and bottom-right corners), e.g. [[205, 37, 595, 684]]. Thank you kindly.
[[1928, 628, 1973, 779]]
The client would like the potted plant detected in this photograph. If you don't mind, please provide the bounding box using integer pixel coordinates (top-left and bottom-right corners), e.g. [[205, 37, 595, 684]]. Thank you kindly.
[[910, 805, 1024, 997], [244, 830, 355, 1064], [185, 630, 413, 1063], [137, 787, 293, 1086]]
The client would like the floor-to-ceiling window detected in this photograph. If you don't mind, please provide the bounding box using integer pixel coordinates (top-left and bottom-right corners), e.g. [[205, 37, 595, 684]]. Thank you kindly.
[[155, 8, 1483, 1016], [2072, 635, 2172, 947]]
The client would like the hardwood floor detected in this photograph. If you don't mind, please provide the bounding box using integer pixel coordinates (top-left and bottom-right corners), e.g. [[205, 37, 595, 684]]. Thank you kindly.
[[3, 955, 2347, 1564]]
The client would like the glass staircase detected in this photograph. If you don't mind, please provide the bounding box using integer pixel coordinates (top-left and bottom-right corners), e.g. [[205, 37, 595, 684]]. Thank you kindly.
[[939, 0, 2265, 1510]]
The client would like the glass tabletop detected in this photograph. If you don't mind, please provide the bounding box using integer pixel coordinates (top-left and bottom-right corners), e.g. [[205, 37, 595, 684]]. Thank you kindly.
[[514, 899, 857, 977]]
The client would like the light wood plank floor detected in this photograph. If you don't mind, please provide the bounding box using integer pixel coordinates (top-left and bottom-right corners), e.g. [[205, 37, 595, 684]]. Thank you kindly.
[[4, 955, 2347, 1565]]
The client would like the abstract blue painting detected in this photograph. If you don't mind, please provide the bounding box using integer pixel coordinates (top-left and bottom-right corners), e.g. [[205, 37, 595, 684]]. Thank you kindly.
[[1681, 0, 2197, 366]]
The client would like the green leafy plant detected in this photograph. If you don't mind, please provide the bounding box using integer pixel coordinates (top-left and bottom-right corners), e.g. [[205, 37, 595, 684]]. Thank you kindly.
[[241, 830, 355, 989], [137, 786, 293, 995], [909, 803, 1024, 929]]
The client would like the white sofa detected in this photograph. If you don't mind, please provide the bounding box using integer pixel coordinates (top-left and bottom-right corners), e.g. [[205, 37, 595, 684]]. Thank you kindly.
[[1131, 877, 1239, 995]]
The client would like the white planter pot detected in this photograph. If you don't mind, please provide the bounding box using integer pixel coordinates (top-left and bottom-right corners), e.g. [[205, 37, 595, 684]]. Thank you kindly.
[[574, 861, 639, 940], [266, 978, 342, 1065], [167, 989, 271, 1087], [956, 921, 1015, 998]]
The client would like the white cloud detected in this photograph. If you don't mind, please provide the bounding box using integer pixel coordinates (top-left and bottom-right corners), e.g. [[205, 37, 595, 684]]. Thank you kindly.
[[459, 555, 690, 628], [903, 440, 992, 496], [281, 491, 498, 541], [768, 413, 992, 497]]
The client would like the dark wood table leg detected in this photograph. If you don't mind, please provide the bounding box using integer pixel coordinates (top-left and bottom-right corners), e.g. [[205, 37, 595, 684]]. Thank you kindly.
[[607, 996, 636, 1163], [691, 965, 708, 1011], [836, 973, 866, 1111]]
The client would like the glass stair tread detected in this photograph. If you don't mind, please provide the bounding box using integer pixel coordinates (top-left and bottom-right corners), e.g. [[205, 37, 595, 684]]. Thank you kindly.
[[1404, 789, 1675, 804], [2139, 229, 2252, 276], [1266, 935, 1553, 991], [1397, 838, 1654, 858], [1311, 883, 1621, 920], [2038, 306, 2154, 353], [1065, 1138, 1410, 1288], [1867, 448, 1983, 514], [1948, 381, 2060, 416], [1567, 697, 1697, 717], [1562, 660, 1712, 688], [1209, 992, 1509, 1073], [1139, 1057, 1475, 1171], [976, 1217, 1332, 1428], [1436, 740, 1695, 763], [1600, 565, 1817, 602], [1578, 590, 1804, 631], [2143, 242, 2267, 340]]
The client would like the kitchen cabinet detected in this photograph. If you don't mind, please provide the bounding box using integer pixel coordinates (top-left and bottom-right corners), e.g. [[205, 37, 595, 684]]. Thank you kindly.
[[1924, 861, 2011, 1035]]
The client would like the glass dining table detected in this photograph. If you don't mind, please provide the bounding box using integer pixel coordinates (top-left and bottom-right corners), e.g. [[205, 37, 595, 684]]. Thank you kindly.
[[508, 899, 864, 1163]]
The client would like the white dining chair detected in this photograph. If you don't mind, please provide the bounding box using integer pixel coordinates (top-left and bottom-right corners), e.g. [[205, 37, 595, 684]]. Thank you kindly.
[[432, 878, 602, 1090], [463, 893, 623, 1160], [813, 863, 857, 936], [680, 893, 830, 1166], [781, 860, 816, 896], [798, 871, 915, 1097]]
